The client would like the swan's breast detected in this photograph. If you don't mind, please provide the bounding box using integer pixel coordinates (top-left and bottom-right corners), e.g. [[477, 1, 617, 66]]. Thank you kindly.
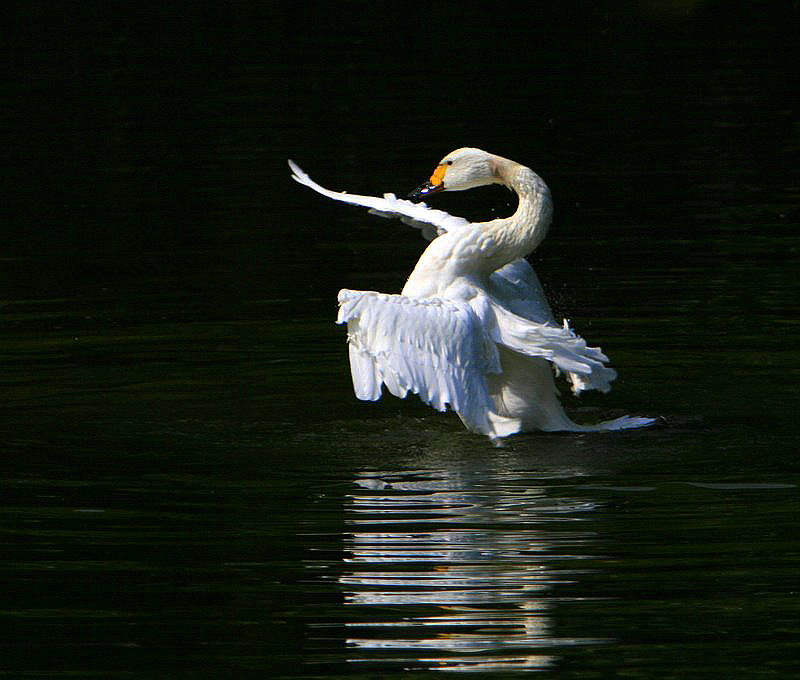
[[402, 225, 509, 298]]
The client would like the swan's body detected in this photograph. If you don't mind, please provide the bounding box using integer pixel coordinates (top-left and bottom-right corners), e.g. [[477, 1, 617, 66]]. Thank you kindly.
[[290, 148, 654, 440]]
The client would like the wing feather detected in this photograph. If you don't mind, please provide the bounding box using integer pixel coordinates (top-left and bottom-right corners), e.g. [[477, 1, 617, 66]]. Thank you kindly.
[[479, 300, 618, 394], [488, 259, 618, 393], [489, 258, 555, 324], [289, 160, 470, 237], [337, 289, 510, 436]]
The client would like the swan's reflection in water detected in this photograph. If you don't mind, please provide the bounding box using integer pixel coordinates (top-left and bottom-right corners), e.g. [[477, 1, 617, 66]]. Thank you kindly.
[[340, 468, 607, 671]]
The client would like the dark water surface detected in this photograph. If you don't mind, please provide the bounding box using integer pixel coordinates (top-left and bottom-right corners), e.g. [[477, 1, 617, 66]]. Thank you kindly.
[[4, 4, 800, 678]]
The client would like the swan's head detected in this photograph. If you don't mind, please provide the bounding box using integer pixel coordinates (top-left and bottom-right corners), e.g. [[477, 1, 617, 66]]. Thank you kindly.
[[408, 148, 501, 199]]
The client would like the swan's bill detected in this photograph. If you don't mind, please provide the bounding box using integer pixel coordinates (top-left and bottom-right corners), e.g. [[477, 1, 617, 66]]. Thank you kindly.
[[408, 179, 444, 200], [408, 162, 448, 200]]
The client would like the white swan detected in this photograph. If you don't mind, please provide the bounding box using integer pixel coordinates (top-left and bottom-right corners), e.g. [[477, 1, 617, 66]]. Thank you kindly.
[[290, 148, 655, 441]]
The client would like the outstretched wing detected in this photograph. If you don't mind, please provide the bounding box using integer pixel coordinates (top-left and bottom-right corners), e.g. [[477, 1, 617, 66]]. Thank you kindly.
[[469, 295, 618, 395], [337, 289, 518, 437], [489, 260, 617, 393], [289, 160, 470, 238]]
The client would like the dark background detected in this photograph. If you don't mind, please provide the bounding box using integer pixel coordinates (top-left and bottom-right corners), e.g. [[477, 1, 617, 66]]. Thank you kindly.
[[6, 1, 798, 304], [3, 2, 800, 678]]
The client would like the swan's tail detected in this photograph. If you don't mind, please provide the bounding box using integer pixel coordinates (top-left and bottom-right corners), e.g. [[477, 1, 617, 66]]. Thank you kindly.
[[568, 414, 657, 432]]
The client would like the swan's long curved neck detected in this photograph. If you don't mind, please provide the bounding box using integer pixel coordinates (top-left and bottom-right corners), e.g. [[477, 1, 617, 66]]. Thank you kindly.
[[485, 157, 553, 264], [402, 155, 554, 298]]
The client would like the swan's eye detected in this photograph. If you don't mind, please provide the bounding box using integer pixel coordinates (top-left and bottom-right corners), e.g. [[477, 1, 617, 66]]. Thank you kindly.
[[445, 160, 453, 166]]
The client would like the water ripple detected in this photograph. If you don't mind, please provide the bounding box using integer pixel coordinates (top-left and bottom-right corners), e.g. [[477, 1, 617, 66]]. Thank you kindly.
[[336, 468, 609, 671]]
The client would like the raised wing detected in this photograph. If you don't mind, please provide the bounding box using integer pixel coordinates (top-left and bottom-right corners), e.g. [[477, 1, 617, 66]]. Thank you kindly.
[[337, 289, 519, 438], [489, 258, 555, 324], [289, 160, 470, 238]]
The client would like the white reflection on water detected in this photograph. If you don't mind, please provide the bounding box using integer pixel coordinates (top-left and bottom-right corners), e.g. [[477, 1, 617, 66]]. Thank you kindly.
[[339, 468, 608, 672]]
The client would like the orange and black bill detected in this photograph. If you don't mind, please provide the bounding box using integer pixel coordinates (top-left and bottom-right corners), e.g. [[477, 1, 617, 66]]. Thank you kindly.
[[407, 164, 447, 199]]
